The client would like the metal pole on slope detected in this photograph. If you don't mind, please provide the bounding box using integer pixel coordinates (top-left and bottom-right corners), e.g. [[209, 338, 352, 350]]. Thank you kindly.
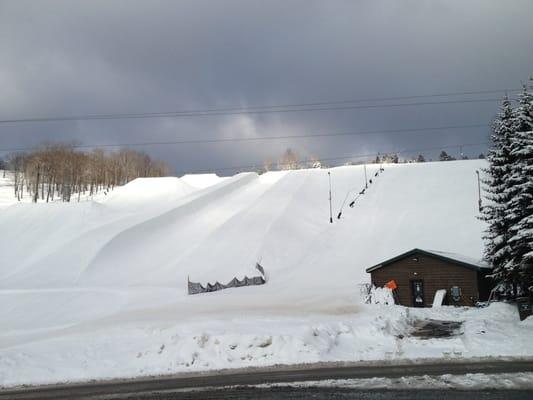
[[364, 164, 368, 189], [476, 170, 482, 212], [328, 171, 333, 224]]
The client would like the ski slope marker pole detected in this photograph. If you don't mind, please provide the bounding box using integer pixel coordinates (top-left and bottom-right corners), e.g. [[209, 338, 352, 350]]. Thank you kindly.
[[476, 170, 482, 212], [328, 171, 333, 223]]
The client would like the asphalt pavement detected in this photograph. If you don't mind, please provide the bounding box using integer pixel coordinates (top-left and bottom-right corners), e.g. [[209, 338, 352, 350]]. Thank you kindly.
[[118, 387, 533, 400], [1, 359, 532, 400]]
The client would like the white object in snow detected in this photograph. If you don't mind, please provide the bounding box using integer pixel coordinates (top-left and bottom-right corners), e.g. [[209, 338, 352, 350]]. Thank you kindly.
[[432, 289, 447, 307]]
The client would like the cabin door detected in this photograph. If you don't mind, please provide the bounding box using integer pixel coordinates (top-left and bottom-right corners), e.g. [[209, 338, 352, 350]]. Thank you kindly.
[[410, 280, 425, 307]]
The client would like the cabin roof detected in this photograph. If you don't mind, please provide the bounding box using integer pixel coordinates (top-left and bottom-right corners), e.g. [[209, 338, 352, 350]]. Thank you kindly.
[[365, 248, 491, 273]]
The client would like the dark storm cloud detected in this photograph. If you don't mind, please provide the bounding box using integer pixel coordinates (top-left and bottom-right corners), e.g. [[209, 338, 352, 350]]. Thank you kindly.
[[1, 0, 533, 173]]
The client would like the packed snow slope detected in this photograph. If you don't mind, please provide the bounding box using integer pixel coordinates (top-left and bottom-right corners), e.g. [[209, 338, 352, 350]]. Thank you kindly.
[[0, 160, 486, 289], [3, 160, 530, 387]]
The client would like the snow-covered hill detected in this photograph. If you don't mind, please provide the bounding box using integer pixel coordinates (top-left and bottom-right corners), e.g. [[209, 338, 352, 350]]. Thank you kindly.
[[1, 160, 531, 387], [0, 161, 485, 288]]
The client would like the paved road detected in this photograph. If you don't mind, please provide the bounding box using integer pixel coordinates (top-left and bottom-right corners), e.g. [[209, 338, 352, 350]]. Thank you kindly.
[[2, 360, 533, 400], [120, 388, 533, 400]]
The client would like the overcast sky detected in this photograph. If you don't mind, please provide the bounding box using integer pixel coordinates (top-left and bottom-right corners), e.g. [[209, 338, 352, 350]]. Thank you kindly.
[[1, 0, 532, 174]]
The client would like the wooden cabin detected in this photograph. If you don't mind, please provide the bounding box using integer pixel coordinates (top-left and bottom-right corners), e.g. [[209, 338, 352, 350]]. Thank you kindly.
[[366, 248, 493, 307]]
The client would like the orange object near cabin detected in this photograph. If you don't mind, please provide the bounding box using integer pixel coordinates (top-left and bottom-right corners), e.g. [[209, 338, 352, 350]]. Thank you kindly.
[[385, 280, 398, 290]]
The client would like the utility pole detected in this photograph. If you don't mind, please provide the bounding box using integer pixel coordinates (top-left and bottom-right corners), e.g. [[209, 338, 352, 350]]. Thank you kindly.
[[476, 170, 482, 212], [364, 164, 368, 189], [328, 171, 333, 224]]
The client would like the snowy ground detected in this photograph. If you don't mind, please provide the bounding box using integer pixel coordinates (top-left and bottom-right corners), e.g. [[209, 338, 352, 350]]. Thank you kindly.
[[1, 160, 532, 387], [0, 170, 112, 208], [0, 171, 26, 208]]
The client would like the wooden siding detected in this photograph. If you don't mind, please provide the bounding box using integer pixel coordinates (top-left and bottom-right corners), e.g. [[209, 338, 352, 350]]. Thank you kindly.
[[370, 252, 483, 306]]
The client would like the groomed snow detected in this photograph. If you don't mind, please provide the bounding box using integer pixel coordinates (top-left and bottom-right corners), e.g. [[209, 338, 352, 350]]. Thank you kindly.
[[179, 173, 228, 189], [96, 177, 197, 210], [1, 160, 532, 387]]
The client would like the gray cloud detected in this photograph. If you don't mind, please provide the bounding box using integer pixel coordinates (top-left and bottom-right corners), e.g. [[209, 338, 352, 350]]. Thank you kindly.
[[1, 0, 532, 174]]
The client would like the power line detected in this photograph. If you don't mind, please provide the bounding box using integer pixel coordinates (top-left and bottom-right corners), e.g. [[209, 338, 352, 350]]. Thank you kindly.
[[201, 88, 520, 109], [177, 142, 490, 174], [0, 99, 502, 124], [0, 123, 490, 153], [139, 88, 521, 113], [0, 88, 518, 124]]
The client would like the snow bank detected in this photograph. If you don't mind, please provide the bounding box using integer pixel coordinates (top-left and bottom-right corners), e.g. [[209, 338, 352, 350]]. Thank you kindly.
[[257, 372, 533, 390], [1, 302, 531, 387]]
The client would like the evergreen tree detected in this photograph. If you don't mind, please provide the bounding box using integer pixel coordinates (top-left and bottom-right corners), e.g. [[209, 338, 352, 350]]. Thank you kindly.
[[505, 83, 533, 293], [439, 151, 456, 161], [480, 96, 517, 290]]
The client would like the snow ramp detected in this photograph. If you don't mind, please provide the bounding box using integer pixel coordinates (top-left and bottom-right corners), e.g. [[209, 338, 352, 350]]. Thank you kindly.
[[79, 172, 265, 286], [0, 174, 230, 288], [97, 177, 197, 210]]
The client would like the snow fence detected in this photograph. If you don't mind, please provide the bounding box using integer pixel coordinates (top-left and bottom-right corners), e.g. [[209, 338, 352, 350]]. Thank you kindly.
[[188, 263, 266, 295]]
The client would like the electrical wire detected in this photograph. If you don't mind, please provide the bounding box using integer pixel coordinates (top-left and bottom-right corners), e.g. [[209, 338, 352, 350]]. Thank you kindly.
[[0, 87, 518, 124], [0, 123, 490, 153]]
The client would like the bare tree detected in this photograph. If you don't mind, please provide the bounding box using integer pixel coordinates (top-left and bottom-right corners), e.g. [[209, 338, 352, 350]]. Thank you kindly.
[[309, 156, 322, 169], [262, 156, 274, 172], [4, 144, 171, 202], [279, 148, 300, 170]]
